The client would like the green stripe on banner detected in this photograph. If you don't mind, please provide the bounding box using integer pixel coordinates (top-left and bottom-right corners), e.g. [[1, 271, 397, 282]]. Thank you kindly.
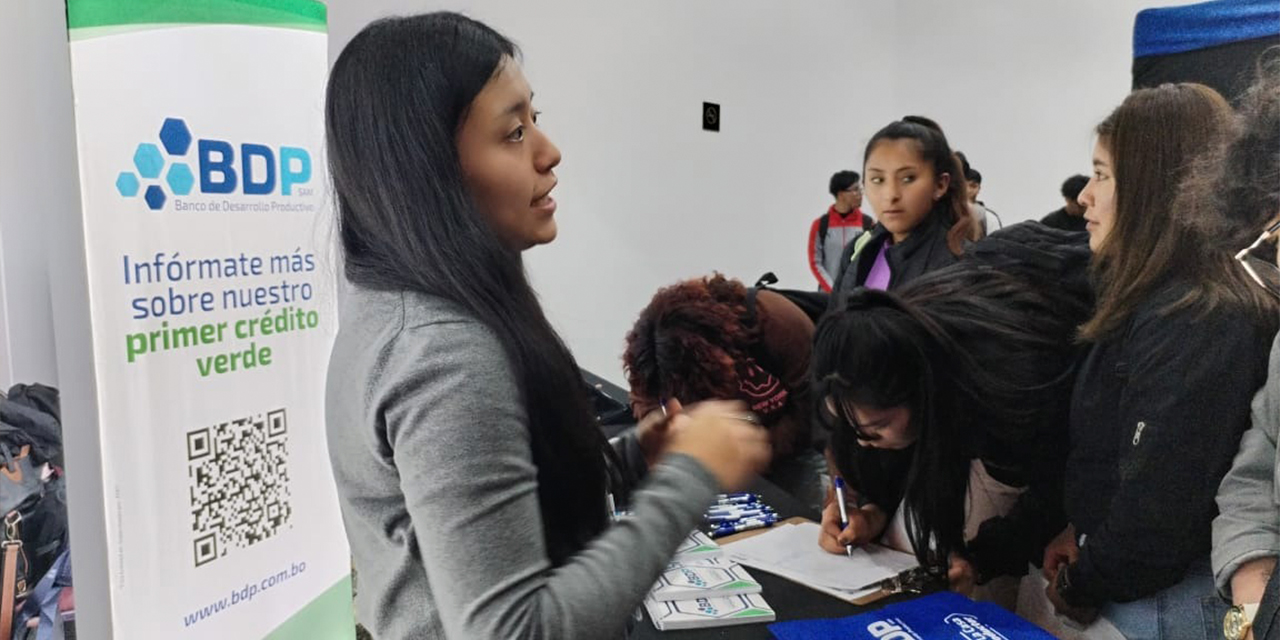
[[263, 576, 356, 640], [67, 0, 326, 33]]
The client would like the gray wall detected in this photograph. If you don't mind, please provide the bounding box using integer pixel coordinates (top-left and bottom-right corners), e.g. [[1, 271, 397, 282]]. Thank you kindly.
[[0, 1, 114, 635]]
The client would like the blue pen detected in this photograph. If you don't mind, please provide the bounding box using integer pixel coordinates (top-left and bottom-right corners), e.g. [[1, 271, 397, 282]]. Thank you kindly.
[[719, 513, 777, 525], [714, 494, 762, 505], [711, 516, 777, 535], [707, 501, 774, 511], [710, 516, 777, 538], [706, 504, 776, 515], [706, 506, 773, 522], [707, 502, 771, 513], [834, 477, 854, 557], [706, 510, 775, 521]]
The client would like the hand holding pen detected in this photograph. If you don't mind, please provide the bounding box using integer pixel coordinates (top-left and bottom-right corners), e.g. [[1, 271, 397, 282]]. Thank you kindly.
[[818, 479, 889, 556]]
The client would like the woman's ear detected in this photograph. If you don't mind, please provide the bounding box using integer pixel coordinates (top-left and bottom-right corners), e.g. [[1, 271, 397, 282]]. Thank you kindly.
[[933, 172, 951, 201]]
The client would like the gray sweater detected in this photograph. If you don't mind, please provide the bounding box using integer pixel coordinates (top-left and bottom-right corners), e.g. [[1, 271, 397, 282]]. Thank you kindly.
[[1213, 334, 1280, 596], [325, 285, 719, 639]]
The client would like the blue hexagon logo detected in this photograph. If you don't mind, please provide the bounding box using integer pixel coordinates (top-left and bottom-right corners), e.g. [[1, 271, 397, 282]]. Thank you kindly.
[[166, 163, 194, 196], [133, 143, 164, 179], [159, 118, 192, 156], [116, 171, 140, 197], [144, 185, 167, 211]]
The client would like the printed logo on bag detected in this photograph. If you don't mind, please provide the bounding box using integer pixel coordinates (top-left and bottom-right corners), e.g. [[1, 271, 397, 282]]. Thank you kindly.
[[943, 613, 1010, 640], [735, 357, 788, 419], [115, 117, 314, 211], [867, 618, 923, 640]]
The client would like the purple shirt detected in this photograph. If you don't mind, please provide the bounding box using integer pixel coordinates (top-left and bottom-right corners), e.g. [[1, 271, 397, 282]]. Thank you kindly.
[[864, 241, 892, 290]]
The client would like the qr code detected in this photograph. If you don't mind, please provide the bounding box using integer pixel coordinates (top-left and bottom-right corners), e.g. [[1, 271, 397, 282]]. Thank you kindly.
[[186, 409, 292, 567]]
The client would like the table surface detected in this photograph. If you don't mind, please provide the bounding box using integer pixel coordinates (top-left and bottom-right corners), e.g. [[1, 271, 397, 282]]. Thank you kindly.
[[582, 369, 912, 639], [631, 477, 908, 639]]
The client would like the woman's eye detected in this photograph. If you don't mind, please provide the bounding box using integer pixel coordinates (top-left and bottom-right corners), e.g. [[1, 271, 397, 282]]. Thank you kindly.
[[532, 110, 542, 125], [902, 176, 915, 184], [508, 126, 525, 142]]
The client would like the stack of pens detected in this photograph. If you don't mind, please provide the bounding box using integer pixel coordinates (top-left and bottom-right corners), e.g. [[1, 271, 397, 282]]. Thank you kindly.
[[706, 493, 777, 539]]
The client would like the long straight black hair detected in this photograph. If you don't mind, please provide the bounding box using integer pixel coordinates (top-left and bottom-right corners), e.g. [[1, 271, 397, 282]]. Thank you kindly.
[[814, 230, 1090, 567], [326, 12, 608, 565]]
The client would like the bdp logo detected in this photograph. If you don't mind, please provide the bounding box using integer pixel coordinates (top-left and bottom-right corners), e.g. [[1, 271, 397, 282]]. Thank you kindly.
[[115, 117, 312, 211]]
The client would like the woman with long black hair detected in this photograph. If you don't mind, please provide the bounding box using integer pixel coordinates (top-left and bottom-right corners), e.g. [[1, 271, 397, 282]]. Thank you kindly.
[[323, 13, 770, 639], [814, 223, 1093, 606]]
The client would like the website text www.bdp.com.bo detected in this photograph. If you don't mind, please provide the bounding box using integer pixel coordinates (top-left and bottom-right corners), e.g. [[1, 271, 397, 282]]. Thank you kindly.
[[183, 561, 307, 628]]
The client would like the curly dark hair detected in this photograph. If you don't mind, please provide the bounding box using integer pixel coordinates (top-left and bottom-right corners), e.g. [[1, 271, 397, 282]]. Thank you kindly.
[[623, 274, 761, 412], [1179, 50, 1280, 249]]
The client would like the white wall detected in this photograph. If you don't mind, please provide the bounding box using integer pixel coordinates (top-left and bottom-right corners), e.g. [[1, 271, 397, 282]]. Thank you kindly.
[[893, 0, 1202, 228], [332, 0, 1188, 386], [328, 0, 902, 383], [0, 0, 114, 635], [0, 0, 65, 390]]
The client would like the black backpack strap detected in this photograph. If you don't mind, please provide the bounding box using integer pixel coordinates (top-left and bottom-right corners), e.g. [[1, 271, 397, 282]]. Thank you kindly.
[[745, 287, 760, 329], [818, 213, 830, 244], [745, 272, 778, 328]]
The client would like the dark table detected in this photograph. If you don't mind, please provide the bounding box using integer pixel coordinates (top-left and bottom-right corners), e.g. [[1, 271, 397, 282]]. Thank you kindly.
[[582, 368, 910, 638], [631, 476, 907, 639]]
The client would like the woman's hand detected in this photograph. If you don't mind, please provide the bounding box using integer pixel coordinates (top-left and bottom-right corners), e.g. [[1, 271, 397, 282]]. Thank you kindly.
[[948, 554, 976, 596], [666, 400, 771, 491], [1042, 524, 1078, 581], [818, 498, 888, 554], [1045, 565, 1100, 626]]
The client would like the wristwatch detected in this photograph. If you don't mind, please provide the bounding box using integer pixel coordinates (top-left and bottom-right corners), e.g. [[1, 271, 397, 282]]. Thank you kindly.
[[1224, 603, 1260, 640]]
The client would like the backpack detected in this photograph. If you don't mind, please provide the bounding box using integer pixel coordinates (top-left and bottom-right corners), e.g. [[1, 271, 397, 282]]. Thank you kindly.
[[745, 272, 829, 326], [738, 273, 827, 429], [1, 385, 69, 640], [818, 210, 873, 248]]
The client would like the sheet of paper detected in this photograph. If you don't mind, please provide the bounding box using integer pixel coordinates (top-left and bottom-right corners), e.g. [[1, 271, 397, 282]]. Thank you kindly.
[[721, 522, 917, 593]]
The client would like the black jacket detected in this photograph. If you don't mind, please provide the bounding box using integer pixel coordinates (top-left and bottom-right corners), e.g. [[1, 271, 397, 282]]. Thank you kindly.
[[830, 215, 959, 303], [1065, 280, 1275, 604], [1040, 207, 1088, 233]]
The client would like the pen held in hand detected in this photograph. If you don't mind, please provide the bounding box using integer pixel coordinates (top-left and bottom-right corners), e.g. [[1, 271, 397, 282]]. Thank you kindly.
[[833, 477, 854, 557]]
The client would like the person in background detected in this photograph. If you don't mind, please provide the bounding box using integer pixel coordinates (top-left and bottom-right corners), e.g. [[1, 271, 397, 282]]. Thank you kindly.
[[323, 13, 770, 639], [1043, 83, 1278, 639], [829, 116, 978, 300], [1041, 174, 1090, 232], [623, 274, 824, 508], [1210, 57, 1280, 640], [810, 171, 874, 292], [957, 151, 1001, 235]]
